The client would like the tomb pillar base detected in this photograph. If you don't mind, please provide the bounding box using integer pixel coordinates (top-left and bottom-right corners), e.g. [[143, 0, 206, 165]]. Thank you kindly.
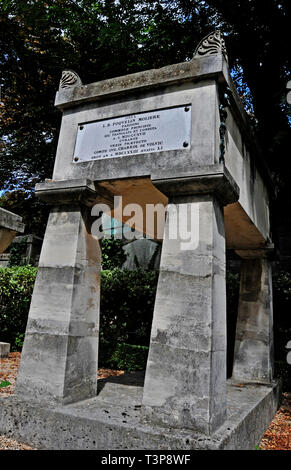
[[15, 179, 112, 404], [232, 250, 274, 384], [142, 169, 239, 435]]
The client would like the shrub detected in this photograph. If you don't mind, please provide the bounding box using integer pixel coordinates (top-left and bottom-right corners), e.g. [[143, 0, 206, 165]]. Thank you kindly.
[[273, 271, 291, 358], [99, 269, 158, 366], [8, 237, 28, 267], [0, 265, 290, 385], [275, 361, 291, 392], [0, 266, 37, 349], [0, 266, 158, 358], [272, 271, 291, 390], [101, 238, 127, 270], [106, 343, 149, 371]]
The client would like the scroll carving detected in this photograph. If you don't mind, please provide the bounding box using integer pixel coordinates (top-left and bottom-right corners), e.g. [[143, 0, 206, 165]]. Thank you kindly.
[[193, 31, 228, 63], [59, 70, 82, 90]]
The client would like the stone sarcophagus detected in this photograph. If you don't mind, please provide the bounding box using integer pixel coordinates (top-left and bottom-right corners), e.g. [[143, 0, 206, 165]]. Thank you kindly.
[[0, 32, 279, 450]]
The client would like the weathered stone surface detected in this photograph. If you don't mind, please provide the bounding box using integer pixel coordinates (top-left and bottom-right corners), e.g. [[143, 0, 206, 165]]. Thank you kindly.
[[15, 183, 105, 404], [0, 379, 279, 450], [55, 55, 228, 110], [35, 178, 114, 207], [122, 238, 161, 270], [52, 63, 271, 250], [0, 253, 10, 267], [142, 194, 227, 435], [54, 80, 220, 182], [0, 207, 24, 233], [152, 163, 239, 206], [0, 342, 10, 358], [224, 110, 271, 244], [11, 234, 42, 266], [0, 229, 16, 255], [232, 257, 274, 383], [0, 207, 24, 254], [12, 33, 276, 449]]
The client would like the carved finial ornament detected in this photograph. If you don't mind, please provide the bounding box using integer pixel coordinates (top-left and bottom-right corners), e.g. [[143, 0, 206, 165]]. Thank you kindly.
[[59, 70, 82, 90], [193, 31, 228, 63]]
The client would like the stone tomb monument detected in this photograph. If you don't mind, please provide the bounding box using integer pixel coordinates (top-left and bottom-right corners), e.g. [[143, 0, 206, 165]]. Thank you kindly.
[[0, 207, 24, 255], [0, 32, 279, 449]]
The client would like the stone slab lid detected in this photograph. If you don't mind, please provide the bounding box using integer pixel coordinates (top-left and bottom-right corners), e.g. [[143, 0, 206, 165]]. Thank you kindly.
[[0, 207, 25, 233]]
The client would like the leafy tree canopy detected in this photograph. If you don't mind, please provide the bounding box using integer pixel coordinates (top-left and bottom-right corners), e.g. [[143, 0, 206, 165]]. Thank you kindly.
[[0, 190, 49, 236], [0, 0, 290, 233]]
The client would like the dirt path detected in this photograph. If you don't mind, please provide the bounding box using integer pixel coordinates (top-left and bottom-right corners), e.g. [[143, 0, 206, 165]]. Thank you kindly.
[[260, 392, 291, 450], [0, 352, 290, 450]]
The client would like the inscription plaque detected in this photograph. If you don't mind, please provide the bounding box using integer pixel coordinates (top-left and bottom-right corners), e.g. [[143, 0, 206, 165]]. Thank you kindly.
[[73, 105, 191, 162]]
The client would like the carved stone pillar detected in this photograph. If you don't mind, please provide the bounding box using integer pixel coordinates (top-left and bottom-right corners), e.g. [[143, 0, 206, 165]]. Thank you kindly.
[[0, 207, 24, 254], [142, 167, 239, 435], [15, 179, 112, 404], [232, 251, 274, 383]]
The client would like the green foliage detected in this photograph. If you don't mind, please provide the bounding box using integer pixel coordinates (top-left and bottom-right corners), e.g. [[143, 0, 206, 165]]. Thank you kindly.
[[104, 343, 149, 371], [273, 270, 291, 355], [0, 266, 37, 350], [203, 0, 291, 228], [0, 266, 158, 358], [8, 237, 27, 267], [0, 0, 218, 193], [275, 361, 291, 392], [0, 380, 12, 388], [0, 191, 49, 237], [1, 0, 290, 239], [0, 264, 290, 385], [99, 268, 158, 348], [14, 332, 25, 350], [99, 268, 158, 368], [272, 270, 291, 390], [101, 238, 127, 270]]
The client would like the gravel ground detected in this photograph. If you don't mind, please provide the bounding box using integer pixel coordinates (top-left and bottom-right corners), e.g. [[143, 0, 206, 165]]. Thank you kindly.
[[260, 392, 291, 450], [0, 352, 290, 450]]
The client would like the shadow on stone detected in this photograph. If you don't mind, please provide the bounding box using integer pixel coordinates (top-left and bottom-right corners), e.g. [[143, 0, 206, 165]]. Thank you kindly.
[[97, 371, 145, 395]]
